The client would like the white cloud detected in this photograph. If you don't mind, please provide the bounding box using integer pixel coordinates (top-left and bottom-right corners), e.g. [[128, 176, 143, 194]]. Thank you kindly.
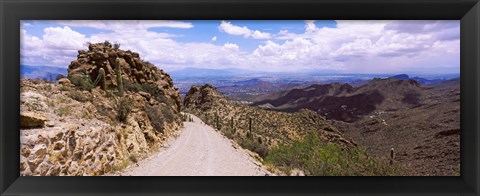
[[54, 20, 193, 32], [218, 21, 271, 39], [305, 20, 317, 32], [260, 20, 460, 73], [21, 27, 85, 67], [252, 30, 271, 39], [20, 20, 460, 74], [43, 27, 86, 50], [223, 43, 239, 51]]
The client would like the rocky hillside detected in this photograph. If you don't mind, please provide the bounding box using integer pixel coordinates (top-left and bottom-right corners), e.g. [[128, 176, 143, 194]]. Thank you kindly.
[[183, 84, 412, 176], [330, 79, 460, 176], [254, 77, 460, 176], [20, 42, 182, 176], [255, 78, 426, 122], [183, 84, 357, 151]]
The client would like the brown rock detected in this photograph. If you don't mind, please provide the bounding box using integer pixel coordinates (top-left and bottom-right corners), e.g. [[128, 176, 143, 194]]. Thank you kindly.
[[48, 150, 64, 164], [68, 161, 79, 175], [20, 160, 29, 171], [20, 112, 47, 129], [46, 164, 61, 176], [78, 57, 89, 64], [27, 157, 44, 172], [36, 134, 49, 145], [21, 146, 31, 157], [51, 131, 64, 142], [139, 91, 151, 100], [58, 78, 72, 86], [32, 144, 47, 159], [91, 51, 109, 60], [68, 60, 82, 70], [53, 141, 64, 150]]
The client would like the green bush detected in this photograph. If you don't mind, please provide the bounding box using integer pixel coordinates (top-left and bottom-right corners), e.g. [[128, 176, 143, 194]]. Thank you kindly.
[[104, 40, 112, 48], [124, 80, 143, 92], [69, 74, 94, 91], [265, 132, 404, 176], [113, 42, 121, 49], [141, 83, 173, 106], [116, 97, 133, 123], [145, 104, 174, 133], [240, 137, 269, 158], [129, 154, 138, 163]]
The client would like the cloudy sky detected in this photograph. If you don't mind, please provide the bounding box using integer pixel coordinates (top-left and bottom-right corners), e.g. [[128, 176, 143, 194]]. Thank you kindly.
[[21, 20, 460, 74]]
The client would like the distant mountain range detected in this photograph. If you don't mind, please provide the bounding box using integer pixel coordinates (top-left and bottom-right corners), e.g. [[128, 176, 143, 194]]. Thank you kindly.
[[20, 65, 67, 80], [254, 76, 460, 122], [390, 74, 451, 85], [169, 67, 257, 79]]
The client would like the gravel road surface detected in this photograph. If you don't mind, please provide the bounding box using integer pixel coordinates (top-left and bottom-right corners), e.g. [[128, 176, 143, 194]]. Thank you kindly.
[[121, 114, 271, 176]]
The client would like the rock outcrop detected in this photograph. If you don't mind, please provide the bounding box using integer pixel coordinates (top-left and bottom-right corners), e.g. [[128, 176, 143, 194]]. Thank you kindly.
[[20, 112, 47, 129], [67, 42, 181, 111], [183, 84, 357, 150], [20, 42, 183, 176]]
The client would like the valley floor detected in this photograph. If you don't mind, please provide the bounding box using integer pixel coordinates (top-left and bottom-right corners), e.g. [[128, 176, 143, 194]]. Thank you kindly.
[[118, 114, 271, 176]]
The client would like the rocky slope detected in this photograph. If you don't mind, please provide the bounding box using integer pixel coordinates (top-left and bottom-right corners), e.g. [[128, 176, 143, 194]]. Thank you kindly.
[[254, 77, 460, 175], [330, 79, 460, 176], [183, 84, 357, 153], [20, 42, 182, 176], [255, 78, 426, 122]]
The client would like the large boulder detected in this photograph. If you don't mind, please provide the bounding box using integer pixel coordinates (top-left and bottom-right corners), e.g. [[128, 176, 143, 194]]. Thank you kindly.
[[20, 112, 47, 129]]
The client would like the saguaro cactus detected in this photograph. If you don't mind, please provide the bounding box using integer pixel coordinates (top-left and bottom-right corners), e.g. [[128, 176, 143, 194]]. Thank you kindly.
[[248, 116, 252, 138], [230, 116, 235, 133], [115, 58, 124, 97], [93, 68, 106, 90], [215, 113, 219, 130], [390, 148, 395, 165]]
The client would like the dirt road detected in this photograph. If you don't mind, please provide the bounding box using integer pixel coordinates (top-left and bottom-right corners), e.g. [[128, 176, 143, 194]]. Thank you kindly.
[[121, 114, 271, 176]]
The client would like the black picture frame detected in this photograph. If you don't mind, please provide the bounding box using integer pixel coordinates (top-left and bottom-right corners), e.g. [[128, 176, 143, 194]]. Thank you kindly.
[[1, 0, 479, 195]]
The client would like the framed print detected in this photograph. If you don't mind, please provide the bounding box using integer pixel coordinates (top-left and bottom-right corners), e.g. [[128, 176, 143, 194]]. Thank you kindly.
[[1, 0, 479, 195]]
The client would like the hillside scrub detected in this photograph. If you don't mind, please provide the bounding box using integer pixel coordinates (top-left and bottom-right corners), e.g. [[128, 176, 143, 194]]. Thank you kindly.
[[265, 132, 405, 176]]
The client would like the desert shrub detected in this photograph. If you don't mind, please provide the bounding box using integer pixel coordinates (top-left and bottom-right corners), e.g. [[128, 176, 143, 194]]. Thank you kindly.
[[69, 74, 94, 91], [240, 137, 269, 158], [103, 40, 112, 48], [145, 104, 166, 133], [116, 97, 133, 123], [124, 80, 143, 92], [54, 106, 72, 116], [141, 83, 173, 106], [129, 154, 138, 163], [146, 103, 176, 133], [224, 130, 235, 139], [69, 90, 91, 103], [111, 159, 129, 172], [95, 104, 115, 121], [265, 132, 404, 176], [113, 42, 121, 49], [162, 107, 176, 124]]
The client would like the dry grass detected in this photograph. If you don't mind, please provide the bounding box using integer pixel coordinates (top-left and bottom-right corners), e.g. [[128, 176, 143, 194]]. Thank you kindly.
[[111, 159, 130, 172]]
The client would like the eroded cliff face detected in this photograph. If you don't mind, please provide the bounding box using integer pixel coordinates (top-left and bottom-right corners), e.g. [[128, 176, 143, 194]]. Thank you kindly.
[[20, 42, 182, 176]]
